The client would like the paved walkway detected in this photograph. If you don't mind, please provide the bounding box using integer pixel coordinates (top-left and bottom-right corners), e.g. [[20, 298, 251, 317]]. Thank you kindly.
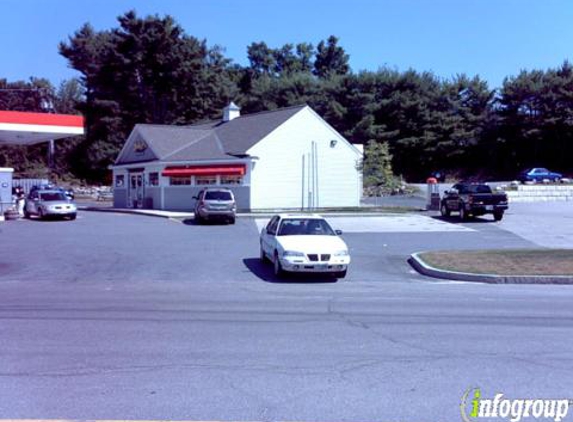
[[499, 202, 573, 248], [255, 215, 474, 233], [78, 202, 573, 247]]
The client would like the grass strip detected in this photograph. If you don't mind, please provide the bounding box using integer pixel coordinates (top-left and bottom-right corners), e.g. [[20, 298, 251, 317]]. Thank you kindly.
[[419, 249, 573, 276]]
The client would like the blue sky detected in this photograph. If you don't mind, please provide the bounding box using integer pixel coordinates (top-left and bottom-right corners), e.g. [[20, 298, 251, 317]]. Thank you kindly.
[[1, 0, 572, 89]]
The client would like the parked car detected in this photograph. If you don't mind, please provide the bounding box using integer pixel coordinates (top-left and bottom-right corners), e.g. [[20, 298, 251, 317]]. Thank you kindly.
[[24, 189, 77, 220], [518, 168, 562, 183], [260, 214, 350, 278], [440, 182, 508, 221], [193, 188, 236, 224]]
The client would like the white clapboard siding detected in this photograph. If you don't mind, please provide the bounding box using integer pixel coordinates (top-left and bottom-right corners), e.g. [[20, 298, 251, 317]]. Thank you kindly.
[[248, 106, 362, 209]]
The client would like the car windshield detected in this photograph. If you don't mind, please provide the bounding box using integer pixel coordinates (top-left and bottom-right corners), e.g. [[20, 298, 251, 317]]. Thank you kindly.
[[277, 218, 335, 236], [461, 185, 492, 194], [204, 191, 232, 200], [40, 192, 68, 201]]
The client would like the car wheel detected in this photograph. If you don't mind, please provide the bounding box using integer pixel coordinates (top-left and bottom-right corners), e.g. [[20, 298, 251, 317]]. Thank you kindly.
[[273, 251, 284, 278], [229, 216, 236, 225], [494, 211, 504, 222], [459, 206, 467, 221], [195, 214, 202, 224], [69, 214, 77, 221], [440, 203, 450, 217]]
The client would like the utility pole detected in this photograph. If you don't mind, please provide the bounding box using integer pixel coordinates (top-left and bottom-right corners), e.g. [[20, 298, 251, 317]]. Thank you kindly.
[[40, 97, 56, 170]]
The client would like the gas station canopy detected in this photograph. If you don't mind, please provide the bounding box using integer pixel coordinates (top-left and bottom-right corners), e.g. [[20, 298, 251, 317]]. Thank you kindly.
[[0, 110, 84, 145]]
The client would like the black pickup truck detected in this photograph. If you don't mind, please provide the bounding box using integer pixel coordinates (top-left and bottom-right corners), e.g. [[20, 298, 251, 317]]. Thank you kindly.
[[440, 182, 509, 221]]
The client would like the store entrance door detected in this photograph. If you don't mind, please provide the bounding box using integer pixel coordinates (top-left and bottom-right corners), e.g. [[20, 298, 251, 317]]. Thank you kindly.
[[128, 173, 144, 208]]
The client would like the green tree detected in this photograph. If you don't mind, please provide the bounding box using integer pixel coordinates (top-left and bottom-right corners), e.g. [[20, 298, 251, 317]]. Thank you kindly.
[[60, 10, 235, 181], [314, 36, 350, 78], [247, 42, 276, 75], [54, 78, 84, 114], [360, 140, 396, 192], [296, 43, 315, 73], [497, 62, 573, 176]]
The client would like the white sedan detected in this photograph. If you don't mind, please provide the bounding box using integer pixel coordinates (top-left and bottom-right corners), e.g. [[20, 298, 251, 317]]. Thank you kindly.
[[260, 214, 350, 278]]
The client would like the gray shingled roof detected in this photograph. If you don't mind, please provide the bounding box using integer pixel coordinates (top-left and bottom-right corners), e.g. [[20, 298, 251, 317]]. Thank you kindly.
[[116, 104, 306, 165]]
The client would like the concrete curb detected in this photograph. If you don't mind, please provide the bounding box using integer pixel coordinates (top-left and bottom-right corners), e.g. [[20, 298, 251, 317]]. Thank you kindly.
[[409, 252, 573, 284], [78, 206, 194, 219], [78, 205, 420, 219]]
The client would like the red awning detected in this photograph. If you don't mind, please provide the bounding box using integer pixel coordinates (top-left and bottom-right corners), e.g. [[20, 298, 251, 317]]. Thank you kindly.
[[162, 165, 246, 177]]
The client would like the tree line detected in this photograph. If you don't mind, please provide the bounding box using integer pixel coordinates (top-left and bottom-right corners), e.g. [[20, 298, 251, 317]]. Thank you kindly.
[[1, 10, 573, 185]]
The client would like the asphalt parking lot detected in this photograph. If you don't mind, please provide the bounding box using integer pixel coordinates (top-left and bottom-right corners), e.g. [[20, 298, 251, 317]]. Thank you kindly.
[[1, 203, 573, 422], [0, 205, 546, 284]]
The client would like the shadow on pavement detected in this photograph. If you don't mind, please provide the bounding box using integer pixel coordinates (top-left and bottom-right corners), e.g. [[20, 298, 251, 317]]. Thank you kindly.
[[22, 216, 76, 223], [431, 215, 498, 224], [181, 218, 232, 226], [242, 258, 338, 284]]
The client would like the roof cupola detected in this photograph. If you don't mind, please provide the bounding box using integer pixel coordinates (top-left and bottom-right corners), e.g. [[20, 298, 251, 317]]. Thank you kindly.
[[222, 101, 241, 122]]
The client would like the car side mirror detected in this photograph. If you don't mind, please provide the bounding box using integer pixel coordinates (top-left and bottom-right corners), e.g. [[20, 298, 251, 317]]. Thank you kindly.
[[192, 196, 198, 200], [335, 229, 343, 235]]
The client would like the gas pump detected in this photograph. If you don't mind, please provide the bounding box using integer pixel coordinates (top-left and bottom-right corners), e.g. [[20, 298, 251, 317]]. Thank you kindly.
[[0, 168, 14, 221]]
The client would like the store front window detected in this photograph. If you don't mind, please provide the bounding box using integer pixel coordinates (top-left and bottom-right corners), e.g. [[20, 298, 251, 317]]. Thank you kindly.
[[195, 176, 217, 185], [220, 175, 242, 185], [170, 176, 191, 185]]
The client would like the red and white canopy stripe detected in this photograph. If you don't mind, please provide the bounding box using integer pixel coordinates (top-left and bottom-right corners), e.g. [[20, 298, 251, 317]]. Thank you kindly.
[[0, 110, 84, 145]]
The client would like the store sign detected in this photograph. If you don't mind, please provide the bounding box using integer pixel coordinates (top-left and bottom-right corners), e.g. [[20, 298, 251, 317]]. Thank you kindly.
[[133, 140, 148, 153]]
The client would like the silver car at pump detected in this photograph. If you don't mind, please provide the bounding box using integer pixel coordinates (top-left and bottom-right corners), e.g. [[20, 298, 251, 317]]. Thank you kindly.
[[24, 190, 77, 220]]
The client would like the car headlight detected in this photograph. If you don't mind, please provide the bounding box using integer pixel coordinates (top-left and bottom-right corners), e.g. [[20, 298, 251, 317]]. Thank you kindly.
[[334, 250, 349, 257], [283, 251, 305, 257]]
